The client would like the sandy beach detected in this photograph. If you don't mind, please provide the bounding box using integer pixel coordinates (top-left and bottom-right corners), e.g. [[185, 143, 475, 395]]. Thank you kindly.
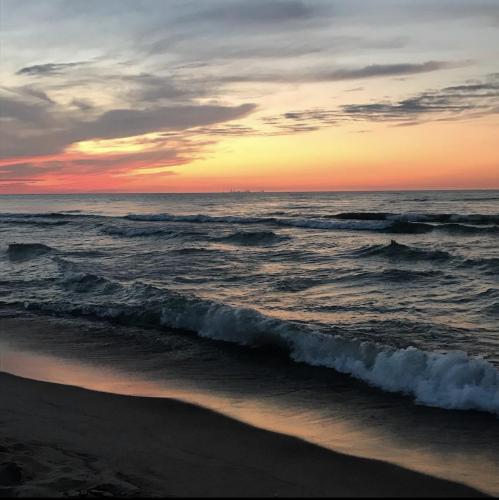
[[0, 371, 486, 498]]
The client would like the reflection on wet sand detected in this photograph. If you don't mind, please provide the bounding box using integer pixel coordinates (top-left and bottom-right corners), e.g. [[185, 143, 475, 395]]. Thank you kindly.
[[0, 339, 497, 496]]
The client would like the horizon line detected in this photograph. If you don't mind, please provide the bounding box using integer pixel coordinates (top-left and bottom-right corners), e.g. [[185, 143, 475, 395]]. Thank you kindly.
[[1, 187, 499, 196]]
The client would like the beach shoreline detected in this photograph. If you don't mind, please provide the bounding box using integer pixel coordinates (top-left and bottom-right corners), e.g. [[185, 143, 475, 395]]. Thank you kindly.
[[0, 371, 486, 497]]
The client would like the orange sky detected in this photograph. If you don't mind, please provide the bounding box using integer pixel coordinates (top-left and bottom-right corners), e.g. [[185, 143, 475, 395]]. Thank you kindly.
[[1, 0, 498, 193]]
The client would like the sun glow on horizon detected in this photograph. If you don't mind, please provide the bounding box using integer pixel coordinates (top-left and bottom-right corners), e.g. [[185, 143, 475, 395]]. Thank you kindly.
[[0, 0, 498, 193]]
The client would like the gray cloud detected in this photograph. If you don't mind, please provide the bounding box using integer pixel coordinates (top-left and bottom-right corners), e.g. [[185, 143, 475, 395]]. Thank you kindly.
[[71, 99, 94, 111], [263, 74, 499, 131], [126, 74, 206, 103], [17, 62, 88, 76], [0, 94, 55, 125], [0, 162, 63, 181], [317, 61, 456, 81], [219, 60, 458, 84], [182, 0, 317, 25], [0, 93, 256, 159], [70, 103, 256, 142], [338, 75, 499, 122]]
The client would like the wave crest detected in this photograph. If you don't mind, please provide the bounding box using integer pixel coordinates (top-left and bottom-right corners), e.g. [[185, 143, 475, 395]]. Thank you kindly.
[[20, 266, 499, 415], [355, 240, 451, 261]]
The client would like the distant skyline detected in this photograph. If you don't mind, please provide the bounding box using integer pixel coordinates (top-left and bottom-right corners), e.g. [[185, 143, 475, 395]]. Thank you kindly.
[[1, 0, 498, 193]]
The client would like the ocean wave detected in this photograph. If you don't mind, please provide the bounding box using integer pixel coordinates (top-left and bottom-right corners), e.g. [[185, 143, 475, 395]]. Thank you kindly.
[[274, 268, 440, 291], [125, 211, 499, 236], [0, 217, 70, 226], [126, 213, 269, 224], [460, 257, 499, 275], [279, 218, 391, 231], [449, 196, 499, 202], [334, 211, 499, 225], [6, 243, 55, 261], [387, 221, 435, 234], [370, 268, 444, 282], [435, 223, 499, 235], [388, 221, 499, 235], [170, 247, 219, 255], [125, 213, 393, 231], [22, 272, 499, 415], [214, 231, 289, 246], [0, 212, 90, 219], [355, 240, 451, 261], [62, 271, 119, 294], [54, 258, 119, 294], [274, 276, 327, 292], [101, 225, 177, 238]]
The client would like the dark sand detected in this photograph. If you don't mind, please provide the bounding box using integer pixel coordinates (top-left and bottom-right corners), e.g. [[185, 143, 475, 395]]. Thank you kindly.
[[0, 372, 486, 497]]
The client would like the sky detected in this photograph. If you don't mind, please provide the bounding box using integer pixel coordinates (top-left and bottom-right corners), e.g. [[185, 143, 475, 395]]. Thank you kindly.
[[0, 0, 498, 193]]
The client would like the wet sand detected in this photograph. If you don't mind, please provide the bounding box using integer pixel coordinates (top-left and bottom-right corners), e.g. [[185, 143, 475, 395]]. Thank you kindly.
[[0, 371, 486, 497]]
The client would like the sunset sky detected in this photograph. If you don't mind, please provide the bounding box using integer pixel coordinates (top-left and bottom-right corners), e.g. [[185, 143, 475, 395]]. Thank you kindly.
[[1, 0, 498, 193]]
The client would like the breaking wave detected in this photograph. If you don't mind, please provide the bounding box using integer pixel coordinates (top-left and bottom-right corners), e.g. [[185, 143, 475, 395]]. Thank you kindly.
[[125, 211, 499, 235], [21, 268, 499, 415]]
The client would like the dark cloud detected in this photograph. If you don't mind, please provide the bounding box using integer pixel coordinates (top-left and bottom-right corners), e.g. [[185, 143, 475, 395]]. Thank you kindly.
[[0, 94, 256, 159], [0, 162, 63, 181], [318, 61, 455, 81], [262, 109, 336, 133], [16, 62, 87, 76], [8, 86, 56, 104], [263, 74, 499, 131], [0, 94, 55, 125], [191, 124, 258, 137], [71, 103, 256, 141], [220, 60, 457, 84], [338, 75, 499, 122]]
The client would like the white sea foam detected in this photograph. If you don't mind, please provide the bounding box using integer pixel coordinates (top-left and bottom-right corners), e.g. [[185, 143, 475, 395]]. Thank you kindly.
[[158, 297, 499, 414], [28, 271, 499, 416]]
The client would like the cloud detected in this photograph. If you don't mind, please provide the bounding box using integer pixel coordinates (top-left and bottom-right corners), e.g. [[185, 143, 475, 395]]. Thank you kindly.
[[0, 94, 55, 125], [338, 75, 499, 122], [316, 61, 456, 81], [71, 99, 94, 111], [16, 61, 88, 76], [219, 60, 459, 84], [0, 162, 63, 181], [263, 74, 499, 131], [0, 91, 256, 159], [70, 103, 257, 142], [179, 0, 320, 26], [126, 74, 206, 103]]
